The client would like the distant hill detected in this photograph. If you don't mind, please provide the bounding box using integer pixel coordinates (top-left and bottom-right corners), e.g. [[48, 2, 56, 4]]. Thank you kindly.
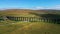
[[0, 9, 60, 16]]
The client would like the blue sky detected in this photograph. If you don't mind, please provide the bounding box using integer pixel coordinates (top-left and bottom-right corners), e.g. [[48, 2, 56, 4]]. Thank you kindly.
[[0, 0, 60, 9]]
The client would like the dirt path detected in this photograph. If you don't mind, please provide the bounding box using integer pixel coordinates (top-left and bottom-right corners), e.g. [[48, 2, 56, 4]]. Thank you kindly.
[[9, 23, 34, 34]]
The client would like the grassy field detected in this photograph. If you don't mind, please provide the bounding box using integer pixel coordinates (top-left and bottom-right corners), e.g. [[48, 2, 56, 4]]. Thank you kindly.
[[0, 9, 60, 34], [0, 22, 60, 34]]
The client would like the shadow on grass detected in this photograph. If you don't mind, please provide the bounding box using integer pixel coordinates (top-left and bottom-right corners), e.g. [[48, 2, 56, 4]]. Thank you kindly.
[[30, 12, 60, 24]]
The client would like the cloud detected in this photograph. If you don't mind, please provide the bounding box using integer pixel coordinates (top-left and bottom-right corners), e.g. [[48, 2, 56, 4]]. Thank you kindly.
[[31, 6, 51, 10], [34, 7, 45, 9], [32, 5, 60, 10], [51, 5, 60, 10], [28, 7, 45, 10], [18, 6, 60, 10]]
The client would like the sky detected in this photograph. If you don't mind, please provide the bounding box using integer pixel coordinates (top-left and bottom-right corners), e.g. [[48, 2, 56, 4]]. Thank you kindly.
[[0, 0, 60, 10]]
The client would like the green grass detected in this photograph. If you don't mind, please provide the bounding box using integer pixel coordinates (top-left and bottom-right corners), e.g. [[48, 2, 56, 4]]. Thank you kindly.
[[0, 22, 60, 34], [0, 10, 60, 34]]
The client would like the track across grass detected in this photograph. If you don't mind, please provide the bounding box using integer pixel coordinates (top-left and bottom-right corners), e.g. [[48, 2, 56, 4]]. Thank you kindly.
[[0, 22, 60, 34]]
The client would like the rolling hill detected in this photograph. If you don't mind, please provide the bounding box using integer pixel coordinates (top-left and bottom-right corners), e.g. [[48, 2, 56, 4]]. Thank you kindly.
[[0, 9, 60, 34]]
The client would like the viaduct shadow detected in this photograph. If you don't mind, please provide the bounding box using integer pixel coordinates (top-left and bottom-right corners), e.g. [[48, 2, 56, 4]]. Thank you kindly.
[[30, 12, 60, 24]]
